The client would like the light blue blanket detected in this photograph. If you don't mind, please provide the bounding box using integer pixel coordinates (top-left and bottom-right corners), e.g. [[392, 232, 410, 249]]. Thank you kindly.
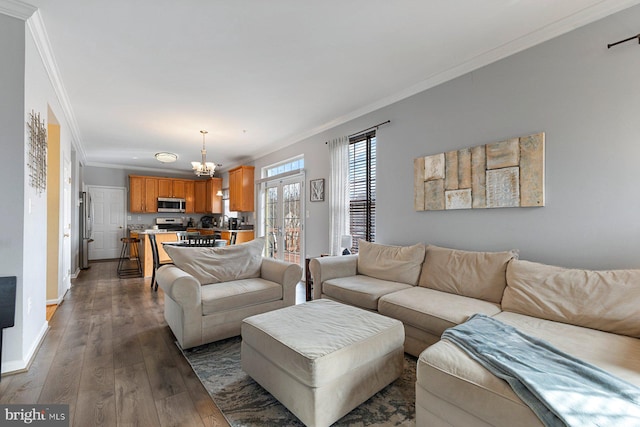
[[442, 314, 640, 427]]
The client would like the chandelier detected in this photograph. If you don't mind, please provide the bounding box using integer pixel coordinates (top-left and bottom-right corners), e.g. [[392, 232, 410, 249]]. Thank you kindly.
[[191, 130, 217, 177]]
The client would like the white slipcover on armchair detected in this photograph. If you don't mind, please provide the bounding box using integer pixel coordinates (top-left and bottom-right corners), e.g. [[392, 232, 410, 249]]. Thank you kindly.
[[157, 237, 302, 349]]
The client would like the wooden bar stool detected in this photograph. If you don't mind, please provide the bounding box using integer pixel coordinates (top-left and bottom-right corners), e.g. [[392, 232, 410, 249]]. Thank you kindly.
[[117, 237, 142, 278]]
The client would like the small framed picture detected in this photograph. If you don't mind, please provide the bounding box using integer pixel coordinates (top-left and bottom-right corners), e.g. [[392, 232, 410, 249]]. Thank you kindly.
[[310, 178, 325, 202]]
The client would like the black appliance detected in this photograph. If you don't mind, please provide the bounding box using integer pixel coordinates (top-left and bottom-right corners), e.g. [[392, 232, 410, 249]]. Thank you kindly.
[[228, 218, 239, 230], [201, 215, 215, 228]]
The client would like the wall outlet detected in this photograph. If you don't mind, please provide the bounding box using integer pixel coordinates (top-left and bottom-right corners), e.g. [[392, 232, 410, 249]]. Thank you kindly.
[[27, 297, 32, 315], [137, 216, 142, 221]]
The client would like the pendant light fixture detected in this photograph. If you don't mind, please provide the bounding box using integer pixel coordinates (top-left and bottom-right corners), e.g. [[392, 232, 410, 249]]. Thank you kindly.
[[191, 130, 217, 177]]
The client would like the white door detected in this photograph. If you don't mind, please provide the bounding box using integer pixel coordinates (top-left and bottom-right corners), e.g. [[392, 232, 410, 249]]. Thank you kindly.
[[61, 156, 72, 295], [88, 186, 126, 260], [263, 176, 304, 268]]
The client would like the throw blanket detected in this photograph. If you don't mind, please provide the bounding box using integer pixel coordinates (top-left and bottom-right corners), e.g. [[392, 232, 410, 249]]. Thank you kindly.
[[442, 314, 640, 427]]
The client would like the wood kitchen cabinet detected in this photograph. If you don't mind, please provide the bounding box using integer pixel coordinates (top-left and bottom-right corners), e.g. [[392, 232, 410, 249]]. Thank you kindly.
[[158, 178, 187, 199], [129, 175, 145, 212], [194, 178, 222, 213], [194, 180, 207, 213], [184, 180, 195, 213], [129, 175, 159, 213], [157, 178, 172, 198], [144, 177, 158, 212], [206, 178, 223, 213], [228, 165, 255, 212]]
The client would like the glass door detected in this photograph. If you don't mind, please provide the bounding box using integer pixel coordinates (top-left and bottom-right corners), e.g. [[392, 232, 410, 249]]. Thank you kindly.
[[263, 176, 304, 267]]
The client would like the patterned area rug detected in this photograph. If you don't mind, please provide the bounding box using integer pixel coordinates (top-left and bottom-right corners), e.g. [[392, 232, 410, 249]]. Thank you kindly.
[[182, 336, 416, 426]]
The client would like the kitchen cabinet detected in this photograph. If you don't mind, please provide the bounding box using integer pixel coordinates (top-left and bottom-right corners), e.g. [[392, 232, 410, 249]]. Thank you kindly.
[[144, 177, 158, 212], [157, 178, 172, 198], [129, 175, 159, 213], [129, 176, 145, 213], [158, 178, 187, 198], [184, 180, 195, 213], [194, 178, 222, 213], [206, 178, 223, 213], [129, 175, 202, 213], [228, 165, 255, 212], [194, 180, 207, 213]]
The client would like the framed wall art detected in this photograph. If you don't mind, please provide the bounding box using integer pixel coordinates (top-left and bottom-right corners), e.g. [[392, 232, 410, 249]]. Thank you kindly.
[[414, 132, 545, 211], [310, 178, 325, 202]]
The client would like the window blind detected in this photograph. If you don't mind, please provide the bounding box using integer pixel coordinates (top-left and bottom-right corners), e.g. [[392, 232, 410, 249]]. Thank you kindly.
[[349, 131, 376, 252]]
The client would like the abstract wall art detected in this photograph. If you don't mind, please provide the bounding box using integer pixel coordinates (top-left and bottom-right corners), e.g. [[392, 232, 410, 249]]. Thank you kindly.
[[414, 132, 544, 211], [27, 110, 47, 194]]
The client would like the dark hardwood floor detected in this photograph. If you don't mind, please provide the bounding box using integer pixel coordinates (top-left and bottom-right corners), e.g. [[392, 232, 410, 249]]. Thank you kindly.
[[0, 260, 231, 426]]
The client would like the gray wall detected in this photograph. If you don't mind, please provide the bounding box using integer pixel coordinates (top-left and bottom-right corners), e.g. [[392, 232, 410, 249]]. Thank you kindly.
[[84, 6, 640, 270], [0, 14, 26, 366], [253, 5, 640, 270]]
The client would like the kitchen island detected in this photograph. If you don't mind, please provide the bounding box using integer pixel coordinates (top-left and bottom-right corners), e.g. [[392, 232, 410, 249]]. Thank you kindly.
[[137, 231, 179, 278]]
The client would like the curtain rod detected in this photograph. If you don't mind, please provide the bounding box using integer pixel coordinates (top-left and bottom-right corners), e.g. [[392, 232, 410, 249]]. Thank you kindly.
[[608, 33, 640, 49], [324, 120, 391, 144], [348, 120, 391, 138]]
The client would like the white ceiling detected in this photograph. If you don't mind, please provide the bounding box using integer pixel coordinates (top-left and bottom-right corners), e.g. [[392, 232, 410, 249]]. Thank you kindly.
[[19, 0, 640, 174]]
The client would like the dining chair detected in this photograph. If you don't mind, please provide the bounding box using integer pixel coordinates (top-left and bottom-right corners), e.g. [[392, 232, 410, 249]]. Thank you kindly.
[[148, 233, 173, 291], [176, 231, 200, 241]]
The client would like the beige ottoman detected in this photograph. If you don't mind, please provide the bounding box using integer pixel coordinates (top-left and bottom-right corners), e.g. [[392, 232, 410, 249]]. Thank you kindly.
[[241, 299, 405, 427]]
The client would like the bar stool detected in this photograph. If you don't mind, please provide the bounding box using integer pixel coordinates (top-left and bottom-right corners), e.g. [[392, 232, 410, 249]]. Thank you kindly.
[[117, 237, 142, 278]]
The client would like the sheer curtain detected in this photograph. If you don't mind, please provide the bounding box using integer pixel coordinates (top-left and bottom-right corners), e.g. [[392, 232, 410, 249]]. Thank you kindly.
[[329, 136, 350, 255]]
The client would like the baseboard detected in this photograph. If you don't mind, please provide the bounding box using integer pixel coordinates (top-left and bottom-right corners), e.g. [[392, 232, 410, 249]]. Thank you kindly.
[[46, 297, 62, 305], [1, 321, 49, 375], [71, 267, 81, 279]]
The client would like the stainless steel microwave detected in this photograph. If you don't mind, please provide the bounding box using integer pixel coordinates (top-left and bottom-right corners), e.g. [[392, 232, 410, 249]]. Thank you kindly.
[[157, 197, 186, 213]]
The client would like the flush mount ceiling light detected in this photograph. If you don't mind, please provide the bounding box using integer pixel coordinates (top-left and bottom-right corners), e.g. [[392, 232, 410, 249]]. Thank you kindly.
[[191, 130, 218, 177], [155, 152, 178, 163]]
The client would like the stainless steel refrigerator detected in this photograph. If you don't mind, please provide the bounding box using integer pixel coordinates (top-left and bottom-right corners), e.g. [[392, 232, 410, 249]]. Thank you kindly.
[[79, 191, 94, 269]]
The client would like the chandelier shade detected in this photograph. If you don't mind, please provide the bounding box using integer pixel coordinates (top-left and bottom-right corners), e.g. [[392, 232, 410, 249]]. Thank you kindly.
[[192, 130, 217, 177]]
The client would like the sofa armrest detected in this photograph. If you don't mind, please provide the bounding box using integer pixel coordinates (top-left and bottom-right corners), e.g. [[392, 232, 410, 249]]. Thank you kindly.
[[309, 254, 358, 300], [260, 258, 303, 306], [156, 264, 202, 309]]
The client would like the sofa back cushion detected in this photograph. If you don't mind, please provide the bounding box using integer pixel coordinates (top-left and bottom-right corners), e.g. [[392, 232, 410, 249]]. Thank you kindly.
[[503, 259, 640, 338], [164, 237, 265, 285], [419, 245, 518, 303], [357, 240, 426, 285]]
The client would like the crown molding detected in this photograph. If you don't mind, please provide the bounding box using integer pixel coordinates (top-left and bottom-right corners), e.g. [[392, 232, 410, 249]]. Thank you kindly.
[[26, 9, 87, 164], [84, 161, 200, 177], [0, 0, 36, 20], [252, 0, 640, 162]]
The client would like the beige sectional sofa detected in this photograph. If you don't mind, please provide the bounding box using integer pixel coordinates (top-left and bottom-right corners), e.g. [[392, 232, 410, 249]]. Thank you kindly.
[[309, 240, 640, 427], [157, 237, 303, 349]]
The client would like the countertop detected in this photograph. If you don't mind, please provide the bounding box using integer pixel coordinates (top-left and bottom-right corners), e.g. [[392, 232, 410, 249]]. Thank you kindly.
[[190, 227, 254, 233]]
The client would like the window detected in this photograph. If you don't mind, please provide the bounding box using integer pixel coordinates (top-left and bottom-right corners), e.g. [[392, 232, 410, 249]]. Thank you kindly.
[[349, 131, 376, 252], [265, 157, 304, 178]]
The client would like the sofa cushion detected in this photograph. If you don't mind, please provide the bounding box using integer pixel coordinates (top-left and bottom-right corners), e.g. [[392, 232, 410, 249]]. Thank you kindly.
[[503, 259, 640, 338], [379, 287, 502, 338], [417, 312, 640, 427], [322, 275, 412, 311], [201, 278, 282, 315], [164, 237, 265, 285], [357, 240, 426, 285], [418, 245, 518, 303]]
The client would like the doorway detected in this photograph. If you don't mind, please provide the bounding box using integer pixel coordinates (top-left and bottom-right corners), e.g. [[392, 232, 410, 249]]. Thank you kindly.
[[262, 175, 305, 268], [87, 186, 126, 260]]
